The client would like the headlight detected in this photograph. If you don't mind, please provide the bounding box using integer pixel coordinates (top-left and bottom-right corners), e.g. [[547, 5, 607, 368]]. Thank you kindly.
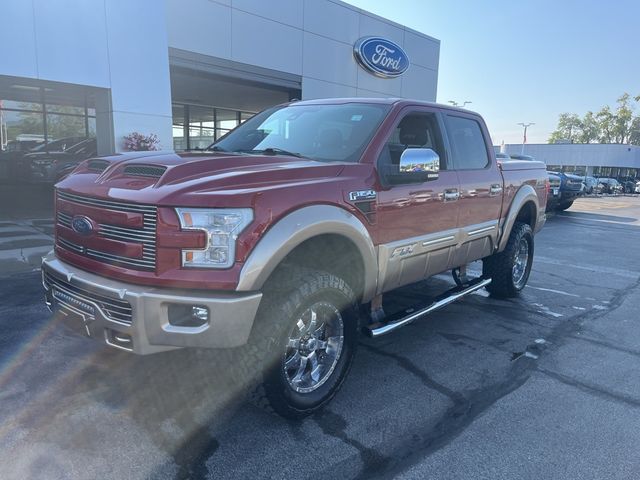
[[175, 208, 253, 269]]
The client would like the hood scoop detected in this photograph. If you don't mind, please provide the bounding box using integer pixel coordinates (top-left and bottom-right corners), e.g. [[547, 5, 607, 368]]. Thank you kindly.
[[87, 159, 110, 173], [123, 164, 167, 179]]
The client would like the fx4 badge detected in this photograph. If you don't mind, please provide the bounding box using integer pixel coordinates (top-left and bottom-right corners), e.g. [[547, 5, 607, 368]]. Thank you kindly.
[[348, 190, 377, 201]]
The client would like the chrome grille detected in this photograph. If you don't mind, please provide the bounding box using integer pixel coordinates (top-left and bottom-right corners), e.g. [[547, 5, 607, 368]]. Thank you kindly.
[[44, 270, 133, 325], [56, 191, 157, 270]]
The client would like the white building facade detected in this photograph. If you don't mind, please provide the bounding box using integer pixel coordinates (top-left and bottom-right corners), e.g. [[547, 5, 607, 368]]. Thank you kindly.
[[0, 0, 440, 159], [500, 143, 640, 178]]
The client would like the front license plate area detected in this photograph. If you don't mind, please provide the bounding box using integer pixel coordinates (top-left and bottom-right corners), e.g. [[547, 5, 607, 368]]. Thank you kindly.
[[51, 288, 96, 337]]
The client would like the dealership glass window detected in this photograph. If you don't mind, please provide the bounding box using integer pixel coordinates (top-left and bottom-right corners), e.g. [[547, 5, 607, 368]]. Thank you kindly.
[[0, 110, 45, 148], [171, 103, 256, 150], [188, 106, 215, 150], [240, 112, 254, 123], [172, 104, 186, 151], [0, 83, 96, 154]]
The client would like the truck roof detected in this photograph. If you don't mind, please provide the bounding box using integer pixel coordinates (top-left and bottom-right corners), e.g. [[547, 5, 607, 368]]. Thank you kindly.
[[288, 97, 478, 115]]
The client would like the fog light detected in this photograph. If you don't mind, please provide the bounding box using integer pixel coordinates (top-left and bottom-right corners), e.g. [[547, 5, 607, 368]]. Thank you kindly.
[[168, 304, 209, 328]]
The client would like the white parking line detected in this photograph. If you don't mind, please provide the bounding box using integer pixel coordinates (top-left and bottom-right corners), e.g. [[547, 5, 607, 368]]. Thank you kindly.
[[528, 286, 581, 298]]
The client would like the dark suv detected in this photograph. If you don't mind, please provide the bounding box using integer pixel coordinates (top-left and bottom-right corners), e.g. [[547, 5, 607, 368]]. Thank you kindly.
[[551, 171, 584, 211]]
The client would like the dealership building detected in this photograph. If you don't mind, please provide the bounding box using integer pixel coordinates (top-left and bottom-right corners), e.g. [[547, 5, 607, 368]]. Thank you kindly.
[[499, 143, 640, 178], [0, 0, 440, 159]]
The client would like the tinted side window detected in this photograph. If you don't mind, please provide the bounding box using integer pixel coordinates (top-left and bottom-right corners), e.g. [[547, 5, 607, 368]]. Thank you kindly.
[[377, 112, 446, 179], [445, 115, 489, 170]]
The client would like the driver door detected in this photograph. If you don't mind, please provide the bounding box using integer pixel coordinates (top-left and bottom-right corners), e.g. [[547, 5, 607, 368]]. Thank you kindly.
[[375, 108, 460, 293]]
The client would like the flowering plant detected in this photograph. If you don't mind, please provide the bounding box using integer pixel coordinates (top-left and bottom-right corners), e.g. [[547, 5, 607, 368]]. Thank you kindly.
[[122, 132, 160, 151]]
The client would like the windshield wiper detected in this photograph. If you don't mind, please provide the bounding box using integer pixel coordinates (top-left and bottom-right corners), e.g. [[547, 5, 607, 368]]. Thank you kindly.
[[238, 148, 306, 158]]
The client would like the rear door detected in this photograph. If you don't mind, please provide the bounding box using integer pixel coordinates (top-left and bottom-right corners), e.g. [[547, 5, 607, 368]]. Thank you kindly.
[[442, 112, 503, 264], [375, 107, 461, 293]]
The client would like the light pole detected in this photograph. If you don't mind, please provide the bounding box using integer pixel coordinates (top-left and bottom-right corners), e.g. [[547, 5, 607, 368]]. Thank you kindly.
[[448, 100, 472, 108], [517, 122, 535, 154]]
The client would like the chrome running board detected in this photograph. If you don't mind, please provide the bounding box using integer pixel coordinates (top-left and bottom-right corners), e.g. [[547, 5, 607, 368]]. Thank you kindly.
[[366, 277, 492, 337]]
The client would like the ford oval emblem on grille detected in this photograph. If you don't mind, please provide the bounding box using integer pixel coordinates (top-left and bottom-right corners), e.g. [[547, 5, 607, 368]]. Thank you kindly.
[[71, 216, 94, 236]]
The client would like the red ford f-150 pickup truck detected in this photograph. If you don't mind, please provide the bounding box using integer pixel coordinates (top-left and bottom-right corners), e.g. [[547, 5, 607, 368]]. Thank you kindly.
[[42, 98, 547, 418]]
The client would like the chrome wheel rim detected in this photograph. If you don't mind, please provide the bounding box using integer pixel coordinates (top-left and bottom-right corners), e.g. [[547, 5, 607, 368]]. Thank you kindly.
[[283, 302, 345, 394], [512, 238, 530, 288]]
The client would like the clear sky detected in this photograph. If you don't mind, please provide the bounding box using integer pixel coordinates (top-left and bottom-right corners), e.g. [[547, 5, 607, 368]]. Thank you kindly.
[[345, 0, 640, 145]]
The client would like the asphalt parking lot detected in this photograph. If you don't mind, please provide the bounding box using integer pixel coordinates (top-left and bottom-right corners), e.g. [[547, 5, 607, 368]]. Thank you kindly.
[[1, 195, 640, 479]]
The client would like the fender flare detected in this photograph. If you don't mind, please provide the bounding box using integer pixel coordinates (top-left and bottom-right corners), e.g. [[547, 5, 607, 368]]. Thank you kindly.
[[236, 205, 378, 302], [497, 184, 541, 251]]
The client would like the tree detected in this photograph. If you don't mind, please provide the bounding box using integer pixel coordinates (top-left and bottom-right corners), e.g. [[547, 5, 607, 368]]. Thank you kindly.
[[548, 113, 582, 143], [612, 93, 634, 143], [548, 92, 640, 145], [630, 116, 640, 145], [595, 105, 615, 143], [578, 111, 599, 143]]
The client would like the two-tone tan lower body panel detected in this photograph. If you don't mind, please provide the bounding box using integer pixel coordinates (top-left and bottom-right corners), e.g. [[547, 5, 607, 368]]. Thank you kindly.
[[377, 220, 498, 293]]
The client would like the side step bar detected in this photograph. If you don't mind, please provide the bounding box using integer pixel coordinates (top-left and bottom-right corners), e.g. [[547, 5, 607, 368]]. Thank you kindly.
[[366, 277, 492, 337]]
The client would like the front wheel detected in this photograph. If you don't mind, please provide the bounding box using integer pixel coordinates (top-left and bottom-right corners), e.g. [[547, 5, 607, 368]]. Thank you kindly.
[[556, 200, 574, 211], [246, 271, 359, 419], [483, 222, 534, 298]]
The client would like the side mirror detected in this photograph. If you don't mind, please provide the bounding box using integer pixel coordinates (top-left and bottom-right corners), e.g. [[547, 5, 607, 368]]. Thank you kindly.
[[399, 148, 440, 180]]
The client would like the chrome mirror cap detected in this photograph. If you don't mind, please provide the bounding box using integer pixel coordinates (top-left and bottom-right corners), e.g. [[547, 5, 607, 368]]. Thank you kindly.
[[399, 148, 440, 179]]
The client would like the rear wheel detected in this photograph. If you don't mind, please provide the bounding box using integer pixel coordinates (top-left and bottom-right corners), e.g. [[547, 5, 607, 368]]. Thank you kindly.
[[245, 271, 359, 419], [483, 222, 534, 298]]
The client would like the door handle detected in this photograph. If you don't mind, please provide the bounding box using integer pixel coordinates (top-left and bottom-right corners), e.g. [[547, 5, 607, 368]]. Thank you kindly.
[[443, 188, 460, 202], [489, 184, 503, 195]]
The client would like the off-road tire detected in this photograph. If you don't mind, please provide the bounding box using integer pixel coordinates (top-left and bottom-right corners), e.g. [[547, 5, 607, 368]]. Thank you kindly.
[[243, 270, 359, 419], [483, 222, 534, 298]]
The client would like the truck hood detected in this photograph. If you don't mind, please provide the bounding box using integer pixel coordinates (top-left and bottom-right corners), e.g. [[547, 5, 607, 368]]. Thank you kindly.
[[57, 151, 348, 206]]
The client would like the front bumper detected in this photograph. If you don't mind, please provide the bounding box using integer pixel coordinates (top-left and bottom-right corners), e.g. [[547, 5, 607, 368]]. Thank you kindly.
[[560, 189, 581, 203], [42, 253, 262, 355]]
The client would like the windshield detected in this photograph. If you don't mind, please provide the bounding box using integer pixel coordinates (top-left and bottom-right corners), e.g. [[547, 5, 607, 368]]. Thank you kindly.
[[211, 103, 390, 163]]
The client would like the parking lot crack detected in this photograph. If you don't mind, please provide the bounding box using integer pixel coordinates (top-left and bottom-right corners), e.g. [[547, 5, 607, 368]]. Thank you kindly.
[[370, 362, 533, 480], [436, 331, 512, 355], [538, 368, 640, 409], [170, 423, 220, 480], [313, 409, 391, 478], [568, 333, 640, 358], [359, 343, 465, 405]]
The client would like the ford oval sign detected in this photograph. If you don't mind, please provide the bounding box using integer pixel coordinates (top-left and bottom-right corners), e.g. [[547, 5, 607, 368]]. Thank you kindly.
[[354, 37, 410, 78], [71, 216, 94, 236]]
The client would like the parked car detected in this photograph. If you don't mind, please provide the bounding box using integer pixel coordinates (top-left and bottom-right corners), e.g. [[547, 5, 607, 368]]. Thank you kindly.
[[596, 177, 622, 194], [582, 176, 598, 194], [42, 98, 548, 418], [621, 180, 637, 194], [635, 181, 640, 194], [546, 171, 562, 212], [24, 138, 96, 183], [549, 171, 584, 210], [0, 139, 45, 182]]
